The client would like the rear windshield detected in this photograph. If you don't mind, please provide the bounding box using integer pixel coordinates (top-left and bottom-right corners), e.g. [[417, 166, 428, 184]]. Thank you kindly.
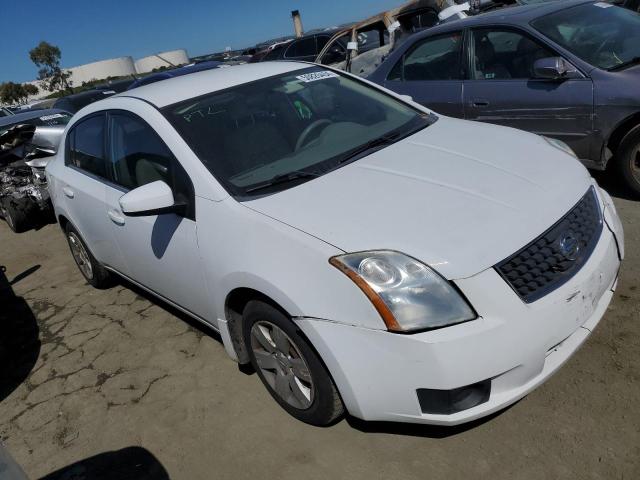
[[0, 112, 72, 135], [532, 2, 640, 70], [31, 112, 73, 126]]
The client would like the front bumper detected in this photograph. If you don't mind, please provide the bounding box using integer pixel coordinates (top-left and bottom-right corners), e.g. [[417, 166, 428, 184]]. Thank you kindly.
[[298, 206, 622, 425]]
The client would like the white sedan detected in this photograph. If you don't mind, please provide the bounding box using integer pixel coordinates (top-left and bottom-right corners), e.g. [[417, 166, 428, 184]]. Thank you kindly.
[[46, 62, 624, 426]]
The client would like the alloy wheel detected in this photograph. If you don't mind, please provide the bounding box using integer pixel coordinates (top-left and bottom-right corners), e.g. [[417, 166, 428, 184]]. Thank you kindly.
[[68, 232, 94, 280], [631, 143, 640, 185], [250, 320, 314, 409]]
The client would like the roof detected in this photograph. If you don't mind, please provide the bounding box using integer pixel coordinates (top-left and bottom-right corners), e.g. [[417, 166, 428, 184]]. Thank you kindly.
[[118, 61, 310, 108], [406, 0, 594, 37], [0, 109, 69, 128]]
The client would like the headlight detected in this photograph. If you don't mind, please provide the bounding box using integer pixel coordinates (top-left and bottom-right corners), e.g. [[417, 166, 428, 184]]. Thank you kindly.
[[330, 250, 476, 332], [543, 136, 577, 158]]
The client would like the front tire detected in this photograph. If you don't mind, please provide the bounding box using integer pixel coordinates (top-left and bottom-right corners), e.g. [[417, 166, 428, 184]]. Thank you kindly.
[[614, 125, 640, 196], [65, 223, 113, 288], [243, 300, 344, 426]]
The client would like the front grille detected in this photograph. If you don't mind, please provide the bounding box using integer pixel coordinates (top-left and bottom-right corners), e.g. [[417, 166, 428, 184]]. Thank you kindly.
[[495, 187, 603, 303]]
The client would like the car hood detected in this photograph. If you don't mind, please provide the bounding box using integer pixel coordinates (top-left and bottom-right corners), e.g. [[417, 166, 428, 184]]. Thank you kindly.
[[244, 117, 593, 280]]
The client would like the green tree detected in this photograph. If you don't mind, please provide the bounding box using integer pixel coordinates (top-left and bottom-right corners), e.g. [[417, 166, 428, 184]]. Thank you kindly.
[[23, 83, 39, 99], [29, 41, 72, 93], [0, 82, 38, 105]]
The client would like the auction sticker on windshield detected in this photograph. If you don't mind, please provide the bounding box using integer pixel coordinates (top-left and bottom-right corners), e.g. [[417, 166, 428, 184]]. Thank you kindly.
[[296, 71, 339, 83], [39, 114, 65, 121]]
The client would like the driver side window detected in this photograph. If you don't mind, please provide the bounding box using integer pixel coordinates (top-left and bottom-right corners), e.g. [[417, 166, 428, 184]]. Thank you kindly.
[[472, 29, 555, 80], [321, 35, 348, 65], [108, 113, 172, 190], [107, 112, 193, 213]]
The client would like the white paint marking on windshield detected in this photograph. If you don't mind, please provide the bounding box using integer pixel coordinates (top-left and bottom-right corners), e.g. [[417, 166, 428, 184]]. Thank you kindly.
[[296, 71, 339, 83], [39, 114, 65, 121]]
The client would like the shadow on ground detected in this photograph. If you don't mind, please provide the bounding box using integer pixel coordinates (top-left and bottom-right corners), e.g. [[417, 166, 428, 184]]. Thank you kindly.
[[39, 446, 170, 480], [0, 265, 41, 402], [592, 169, 639, 201], [117, 277, 222, 344], [345, 401, 519, 438]]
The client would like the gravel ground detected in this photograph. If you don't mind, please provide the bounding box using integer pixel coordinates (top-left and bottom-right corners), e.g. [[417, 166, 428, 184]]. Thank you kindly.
[[0, 175, 638, 480]]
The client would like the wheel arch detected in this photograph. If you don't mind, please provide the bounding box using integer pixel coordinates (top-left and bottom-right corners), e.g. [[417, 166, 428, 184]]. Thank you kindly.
[[223, 286, 297, 364], [223, 286, 350, 419], [57, 213, 69, 231], [605, 112, 640, 163]]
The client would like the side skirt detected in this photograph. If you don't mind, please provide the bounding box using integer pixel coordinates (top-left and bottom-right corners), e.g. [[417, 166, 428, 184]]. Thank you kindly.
[[103, 266, 220, 334]]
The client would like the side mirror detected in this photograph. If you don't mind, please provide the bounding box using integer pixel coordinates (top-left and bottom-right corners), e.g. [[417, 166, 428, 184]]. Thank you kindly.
[[119, 181, 184, 217], [533, 57, 579, 80]]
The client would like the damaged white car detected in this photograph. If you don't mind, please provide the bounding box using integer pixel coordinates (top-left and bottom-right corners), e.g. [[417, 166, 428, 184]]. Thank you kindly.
[[46, 62, 623, 426], [0, 110, 71, 232]]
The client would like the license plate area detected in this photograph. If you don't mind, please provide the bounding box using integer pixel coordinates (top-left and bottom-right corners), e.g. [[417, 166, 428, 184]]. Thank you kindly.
[[572, 239, 618, 326]]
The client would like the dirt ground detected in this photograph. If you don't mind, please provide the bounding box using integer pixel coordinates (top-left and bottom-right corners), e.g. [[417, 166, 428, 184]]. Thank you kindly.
[[0, 175, 638, 480]]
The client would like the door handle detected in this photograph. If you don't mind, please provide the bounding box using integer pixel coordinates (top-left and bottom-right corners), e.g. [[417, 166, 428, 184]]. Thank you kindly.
[[471, 99, 490, 107], [107, 209, 125, 226], [62, 187, 74, 198]]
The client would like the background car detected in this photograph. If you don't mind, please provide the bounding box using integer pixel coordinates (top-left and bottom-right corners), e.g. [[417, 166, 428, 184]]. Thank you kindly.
[[368, 0, 640, 194], [316, 0, 448, 76], [0, 109, 71, 232], [0, 108, 72, 139], [93, 77, 136, 93], [258, 32, 335, 62], [52, 88, 119, 114], [0, 107, 14, 117], [126, 61, 222, 90], [620, 0, 640, 12]]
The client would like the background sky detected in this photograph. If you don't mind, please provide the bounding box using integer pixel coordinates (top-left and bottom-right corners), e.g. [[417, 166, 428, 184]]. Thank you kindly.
[[2, 0, 401, 83]]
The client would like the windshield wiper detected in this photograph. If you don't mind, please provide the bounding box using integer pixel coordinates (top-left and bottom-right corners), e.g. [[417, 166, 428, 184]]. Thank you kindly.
[[336, 133, 402, 166], [244, 170, 320, 194], [608, 56, 640, 71], [336, 115, 433, 166]]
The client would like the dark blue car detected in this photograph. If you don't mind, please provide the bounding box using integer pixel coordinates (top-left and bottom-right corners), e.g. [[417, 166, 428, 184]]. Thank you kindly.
[[368, 0, 640, 194], [127, 61, 223, 90]]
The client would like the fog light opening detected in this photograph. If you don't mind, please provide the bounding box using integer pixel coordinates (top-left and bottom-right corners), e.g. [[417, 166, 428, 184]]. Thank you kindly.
[[417, 379, 491, 415]]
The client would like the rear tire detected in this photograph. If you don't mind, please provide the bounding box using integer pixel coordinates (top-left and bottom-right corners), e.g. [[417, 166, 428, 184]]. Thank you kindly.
[[0, 197, 33, 233], [614, 125, 640, 197], [243, 300, 344, 426], [65, 223, 113, 288]]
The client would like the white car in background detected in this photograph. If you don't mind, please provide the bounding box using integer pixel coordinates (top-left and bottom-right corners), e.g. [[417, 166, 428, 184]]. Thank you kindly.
[[46, 62, 624, 426]]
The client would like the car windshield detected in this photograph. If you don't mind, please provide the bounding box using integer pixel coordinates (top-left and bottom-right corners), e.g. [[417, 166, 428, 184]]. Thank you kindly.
[[531, 2, 640, 70], [163, 66, 433, 197], [31, 112, 73, 126]]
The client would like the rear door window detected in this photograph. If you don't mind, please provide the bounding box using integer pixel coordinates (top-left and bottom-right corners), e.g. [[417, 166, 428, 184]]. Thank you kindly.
[[285, 38, 316, 58], [67, 115, 107, 179], [264, 45, 285, 61], [388, 32, 463, 81], [320, 34, 349, 65], [315, 35, 331, 54], [357, 25, 389, 53]]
